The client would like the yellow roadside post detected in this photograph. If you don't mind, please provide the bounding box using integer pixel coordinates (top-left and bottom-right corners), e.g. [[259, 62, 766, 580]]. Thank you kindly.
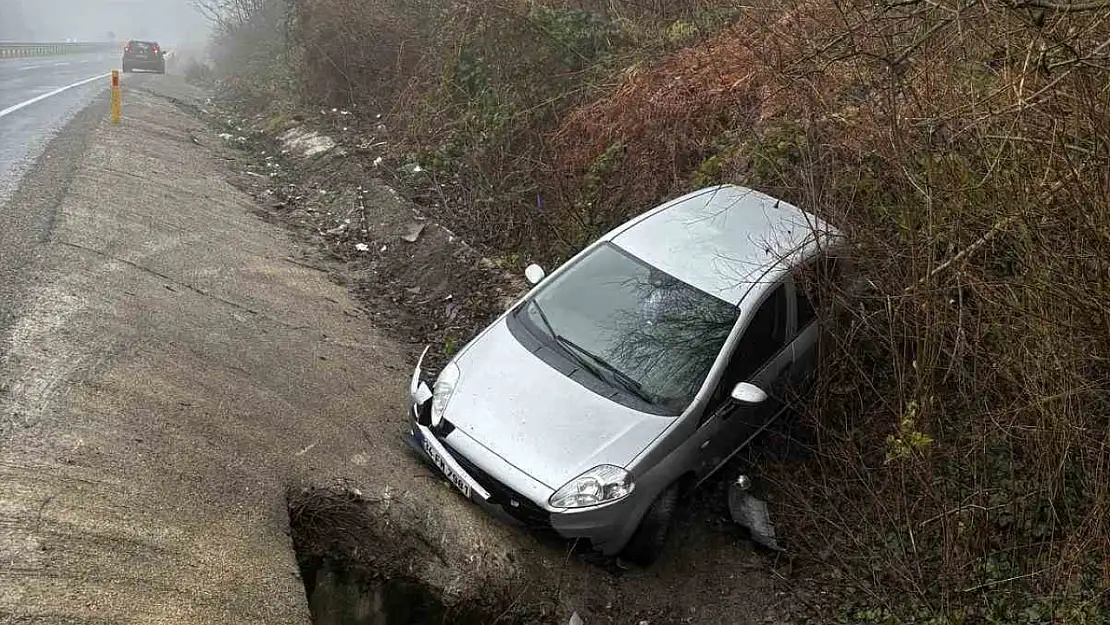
[[111, 70, 121, 124]]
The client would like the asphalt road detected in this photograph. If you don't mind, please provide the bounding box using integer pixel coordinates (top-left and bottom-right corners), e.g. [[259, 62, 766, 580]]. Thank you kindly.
[[0, 52, 125, 202], [0, 52, 136, 352]]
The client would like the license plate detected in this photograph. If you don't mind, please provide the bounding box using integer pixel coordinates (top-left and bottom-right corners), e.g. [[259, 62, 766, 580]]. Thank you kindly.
[[421, 436, 472, 499]]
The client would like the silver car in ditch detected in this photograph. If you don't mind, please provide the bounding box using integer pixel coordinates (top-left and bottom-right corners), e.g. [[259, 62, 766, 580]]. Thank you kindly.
[[407, 184, 842, 565]]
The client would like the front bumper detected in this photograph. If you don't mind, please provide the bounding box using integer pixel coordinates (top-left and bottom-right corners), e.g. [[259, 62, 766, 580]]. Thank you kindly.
[[406, 413, 542, 530], [406, 348, 643, 555]]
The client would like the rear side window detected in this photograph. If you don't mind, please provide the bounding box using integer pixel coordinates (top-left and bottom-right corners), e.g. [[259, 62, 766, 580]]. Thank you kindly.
[[704, 284, 788, 412], [794, 255, 842, 329], [731, 284, 789, 382]]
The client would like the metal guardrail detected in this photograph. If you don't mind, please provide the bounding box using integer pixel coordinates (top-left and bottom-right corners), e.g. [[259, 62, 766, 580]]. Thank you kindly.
[[0, 42, 121, 59]]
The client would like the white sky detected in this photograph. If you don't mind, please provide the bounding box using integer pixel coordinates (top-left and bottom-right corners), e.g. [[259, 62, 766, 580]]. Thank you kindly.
[[1, 0, 209, 44]]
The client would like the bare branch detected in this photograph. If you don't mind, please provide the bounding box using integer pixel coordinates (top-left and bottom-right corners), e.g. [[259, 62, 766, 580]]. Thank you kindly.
[[1009, 0, 1110, 12]]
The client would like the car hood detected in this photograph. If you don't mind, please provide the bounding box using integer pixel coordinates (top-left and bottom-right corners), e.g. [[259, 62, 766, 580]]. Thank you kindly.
[[445, 319, 672, 489]]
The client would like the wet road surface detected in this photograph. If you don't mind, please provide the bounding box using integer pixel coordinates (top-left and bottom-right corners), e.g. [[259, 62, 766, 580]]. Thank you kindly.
[[0, 51, 132, 348], [0, 52, 124, 202]]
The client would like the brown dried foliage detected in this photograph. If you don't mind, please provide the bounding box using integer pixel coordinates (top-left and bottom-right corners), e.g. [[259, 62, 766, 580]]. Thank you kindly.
[[545, 0, 863, 226], [551, 0, 1110, 615]]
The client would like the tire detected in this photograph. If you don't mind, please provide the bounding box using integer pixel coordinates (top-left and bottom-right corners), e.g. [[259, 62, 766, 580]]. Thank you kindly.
[[620, 482, 681, 567]]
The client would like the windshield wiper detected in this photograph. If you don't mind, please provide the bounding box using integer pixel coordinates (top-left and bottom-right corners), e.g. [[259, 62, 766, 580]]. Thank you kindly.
[[528, 302, 607, 379], [527, 301, 653, 405], [528, 300, 558, 340], [553, 332, 655, 405]]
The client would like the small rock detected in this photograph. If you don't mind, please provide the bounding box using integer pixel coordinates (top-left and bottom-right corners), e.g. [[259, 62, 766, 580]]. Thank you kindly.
[[401, 222, 427, 243], [445, 301, 462, 321]]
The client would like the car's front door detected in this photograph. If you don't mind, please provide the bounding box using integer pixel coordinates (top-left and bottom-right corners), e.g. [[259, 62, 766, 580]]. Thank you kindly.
[[693, 283, 793, 482]]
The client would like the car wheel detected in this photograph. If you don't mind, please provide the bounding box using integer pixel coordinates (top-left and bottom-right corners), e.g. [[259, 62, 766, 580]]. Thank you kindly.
[[620, 481, 680, 567]]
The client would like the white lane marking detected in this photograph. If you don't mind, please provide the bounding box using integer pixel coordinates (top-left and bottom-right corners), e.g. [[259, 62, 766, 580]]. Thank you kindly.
[[18, 65, 41, 72], [54, 62, 71, 67], [0, 72, 111, 119]]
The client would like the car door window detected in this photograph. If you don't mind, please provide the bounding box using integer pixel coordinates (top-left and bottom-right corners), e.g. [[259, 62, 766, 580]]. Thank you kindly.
[[707, 284, 789, 411], [794, 255, 841, 330]]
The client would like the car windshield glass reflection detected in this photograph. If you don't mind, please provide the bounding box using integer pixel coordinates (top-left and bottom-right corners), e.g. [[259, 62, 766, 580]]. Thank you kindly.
[[523, 243, 739, 414]]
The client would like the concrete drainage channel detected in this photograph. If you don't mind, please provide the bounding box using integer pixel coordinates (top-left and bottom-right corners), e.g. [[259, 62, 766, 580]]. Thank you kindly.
[[297, 558, 491, 625], [288, 485, 535, 625]]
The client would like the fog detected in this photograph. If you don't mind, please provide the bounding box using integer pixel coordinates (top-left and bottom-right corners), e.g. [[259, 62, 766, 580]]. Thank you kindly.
[[0, 0, 209, 45]]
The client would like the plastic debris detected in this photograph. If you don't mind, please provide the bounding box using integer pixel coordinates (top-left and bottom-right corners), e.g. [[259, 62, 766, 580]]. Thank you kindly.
[[279, 127, 336, 158], [355, 243, 370, 252], [728, 475, 783, 551]]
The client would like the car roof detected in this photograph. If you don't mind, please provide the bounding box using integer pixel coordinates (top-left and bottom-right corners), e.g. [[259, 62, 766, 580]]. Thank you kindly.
[[608, 184, 842, 307]]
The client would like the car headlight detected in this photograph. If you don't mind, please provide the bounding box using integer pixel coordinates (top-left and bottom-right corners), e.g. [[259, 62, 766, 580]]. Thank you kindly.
[[430, 363, 460, 426], [549, 465, 634, 509]]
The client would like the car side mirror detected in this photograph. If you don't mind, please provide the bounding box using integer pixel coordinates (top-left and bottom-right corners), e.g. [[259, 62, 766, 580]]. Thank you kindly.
[[731, 382, 769, 405], [525, 264, 546, 285]]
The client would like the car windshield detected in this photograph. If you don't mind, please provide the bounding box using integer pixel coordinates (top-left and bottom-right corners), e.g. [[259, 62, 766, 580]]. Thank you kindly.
[[521, 243, 740, 414]]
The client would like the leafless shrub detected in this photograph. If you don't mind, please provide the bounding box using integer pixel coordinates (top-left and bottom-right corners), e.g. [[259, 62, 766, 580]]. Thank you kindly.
[[733, 0, 1110, 617], [193, 0, 269, 36], [287, 0, 440, 110], [539, 0, 1109, 616]]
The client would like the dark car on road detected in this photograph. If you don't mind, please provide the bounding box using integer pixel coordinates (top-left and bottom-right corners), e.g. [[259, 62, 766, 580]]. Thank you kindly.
[[122, 40, 165, 74]]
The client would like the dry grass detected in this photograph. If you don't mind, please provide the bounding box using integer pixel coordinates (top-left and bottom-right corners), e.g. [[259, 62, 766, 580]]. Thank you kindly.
[[548, 0, 1110, 618]]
